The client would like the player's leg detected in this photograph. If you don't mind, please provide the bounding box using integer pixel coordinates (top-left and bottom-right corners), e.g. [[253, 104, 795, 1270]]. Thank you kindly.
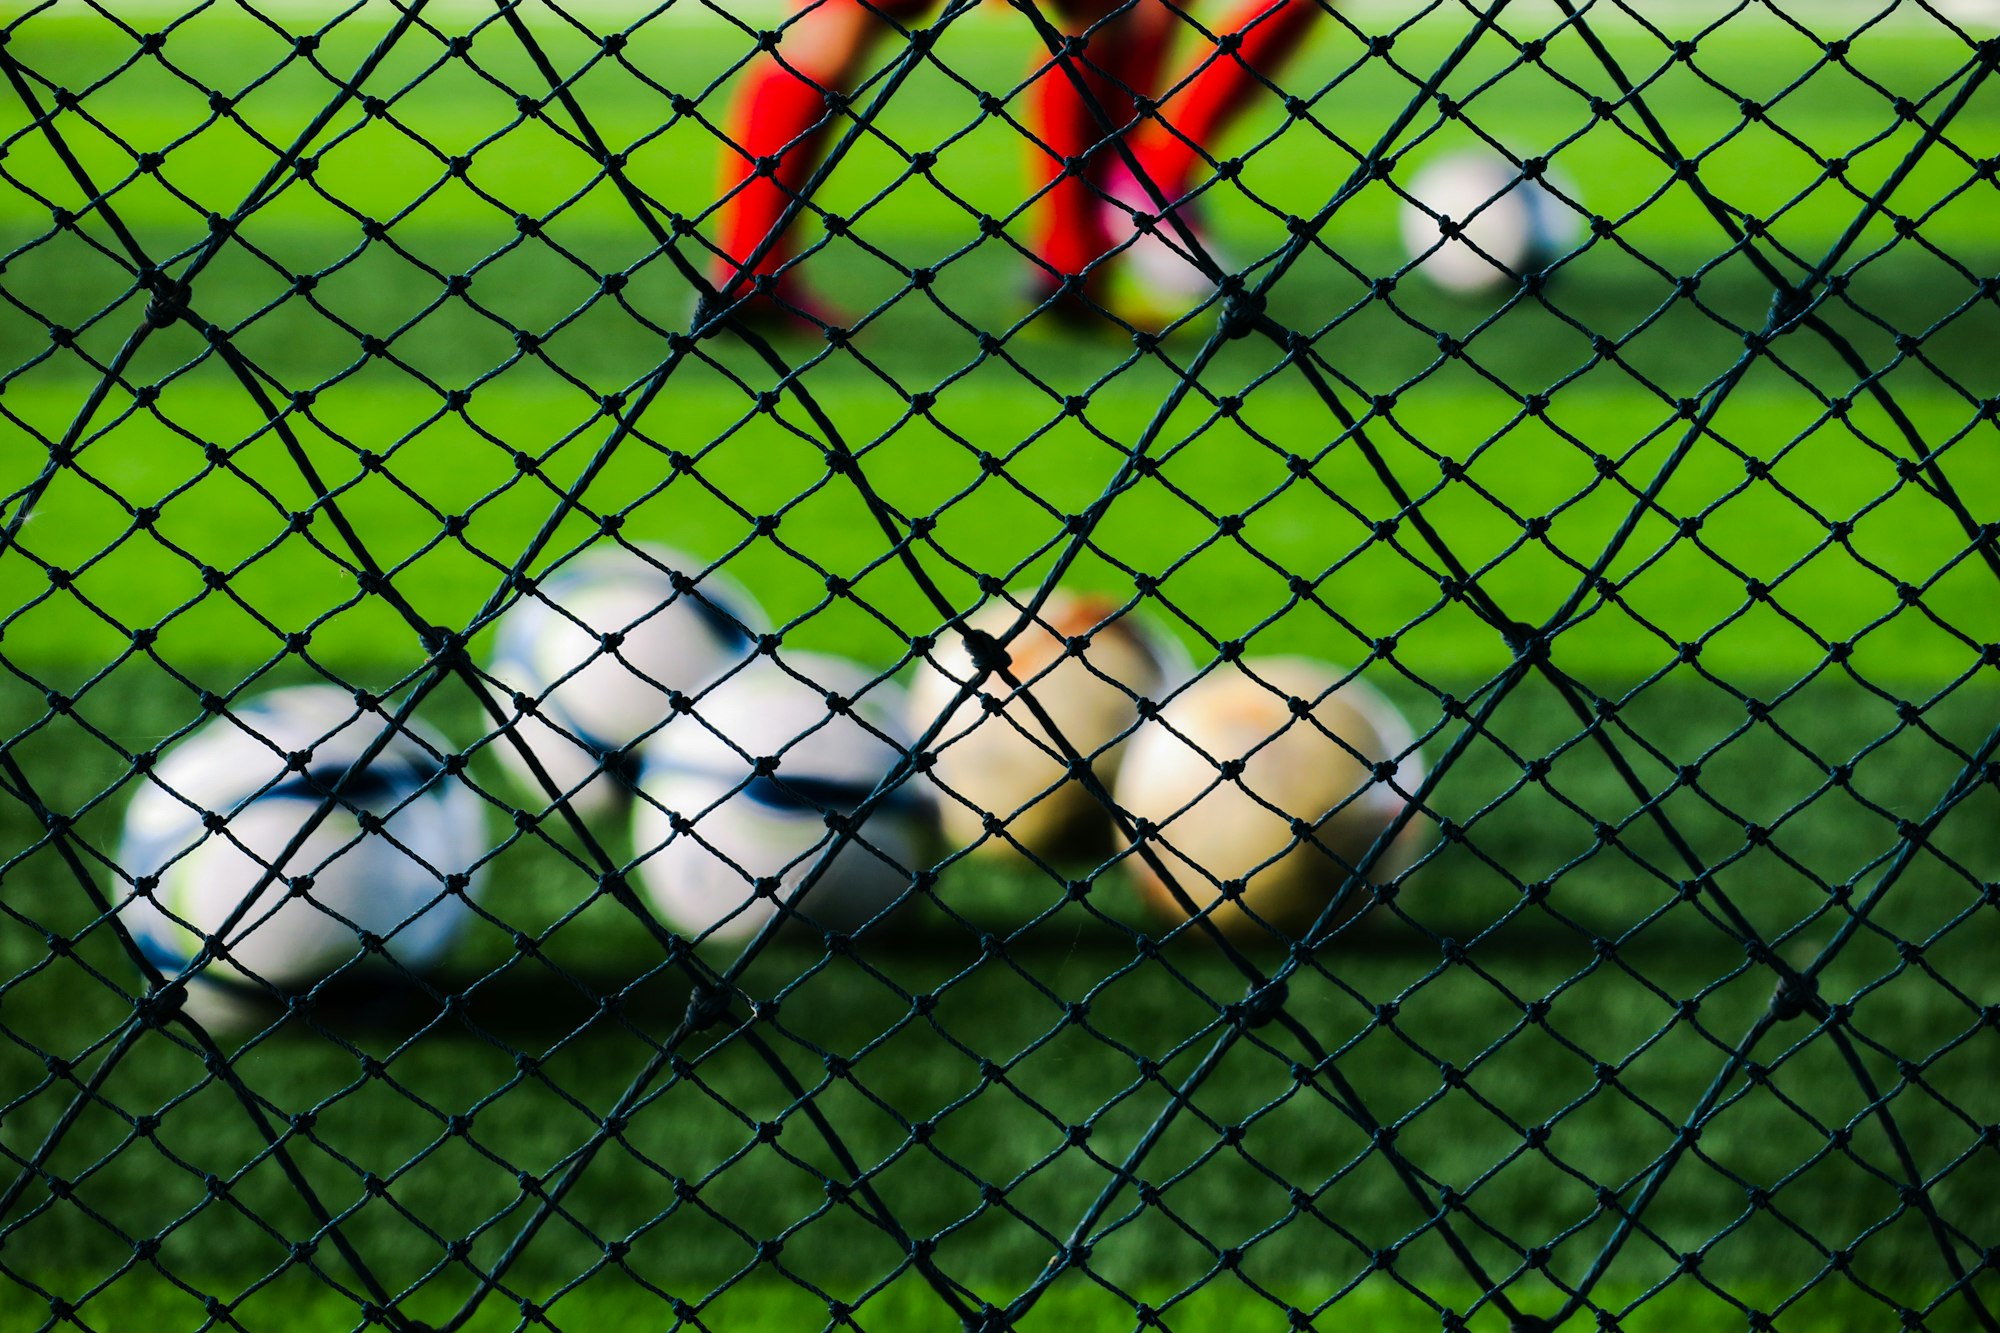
[[1023, 0, 1176, 320], [710, 0, 932, 327], [1132, 0, 1319, 204], [1106, 0, 1321, 302]]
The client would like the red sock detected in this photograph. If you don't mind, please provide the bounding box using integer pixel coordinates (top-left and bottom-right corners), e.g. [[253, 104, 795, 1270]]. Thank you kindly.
[[715, 63, 841, 298], [1097, 8, 1176, 196], [1137, 0, 1319, 204], [1026, 35, 1138, 289]]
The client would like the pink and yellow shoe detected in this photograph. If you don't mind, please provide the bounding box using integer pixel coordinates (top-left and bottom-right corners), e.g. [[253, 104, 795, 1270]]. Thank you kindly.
[[1100, 165, 1234, 321]]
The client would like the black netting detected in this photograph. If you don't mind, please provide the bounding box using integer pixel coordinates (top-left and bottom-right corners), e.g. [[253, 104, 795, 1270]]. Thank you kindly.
[[3, 1, 1998, 1329]]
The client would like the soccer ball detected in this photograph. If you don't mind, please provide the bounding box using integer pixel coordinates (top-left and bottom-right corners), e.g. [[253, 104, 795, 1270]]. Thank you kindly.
[[631, 652, 930, 946], [906, 589, 1184, 866], [487, 544, 763, 820], [1113, 657, 1429, 942], [117, 686, 485, 998], [1397, 149, 1579, 297]]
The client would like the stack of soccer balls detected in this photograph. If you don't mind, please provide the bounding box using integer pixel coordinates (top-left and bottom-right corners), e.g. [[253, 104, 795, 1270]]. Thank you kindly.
[[484, 545, 928, 946], [117, 545, 1434, 1012]]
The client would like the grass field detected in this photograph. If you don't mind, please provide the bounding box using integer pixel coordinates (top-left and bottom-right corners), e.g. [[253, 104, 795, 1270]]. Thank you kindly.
[[3, 1, 2000, 1328]]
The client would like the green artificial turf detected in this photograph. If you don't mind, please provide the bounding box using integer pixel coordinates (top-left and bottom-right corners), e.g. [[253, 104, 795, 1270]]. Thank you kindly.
[[2, 3, 1999, 1330]]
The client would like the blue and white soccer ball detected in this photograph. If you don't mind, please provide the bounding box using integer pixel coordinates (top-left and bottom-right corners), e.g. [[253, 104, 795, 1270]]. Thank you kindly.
[[630, 652, 931, 946], [1398, 150, 1581, 297], [487, 544, 764, 820], [117, 686, 485, 998]]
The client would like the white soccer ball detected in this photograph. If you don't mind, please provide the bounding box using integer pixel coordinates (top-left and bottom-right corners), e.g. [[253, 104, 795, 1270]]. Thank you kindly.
[[487, 544, 763, 820], [907, 589, 1184, 866], [1114, 657, 1429, 942], [631, 652, 930, 946], [1398, 150, 1579, 297], [117, 686, 485, 997]]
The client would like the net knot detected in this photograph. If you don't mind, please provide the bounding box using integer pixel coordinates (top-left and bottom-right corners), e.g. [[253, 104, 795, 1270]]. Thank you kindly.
[[142, 275, 190, 329], [1229, 980, 1289, 1029], [1218, 288, 1264, 340], [135, 980, 185, 1028], [1768, 973, 1819, 1022], [684, 983, 733, 1032], [419, 624, 467, 666], [604, 746, 643, 791], [1767, 284, 1813, 329], [690, 288, 746, 339], [1501, 620, 1547, 661], [960, 628, 1012, 675], [966, 1305, 1013, 1333]]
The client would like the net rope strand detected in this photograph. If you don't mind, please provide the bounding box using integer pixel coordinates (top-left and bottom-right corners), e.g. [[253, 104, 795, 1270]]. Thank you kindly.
[[984, 5, 1549, 1323], [1542, 8, 2000, 590], [1275, 41, 2000, 1333], [436, 0, 1253, 1311], [1284, 303, 2000, 1328], [418, 7, 1078, 1325], [715, 0, 1538, 1315], [1, 1, 1995, 1328], [984, 7, 1544, 1320], [0, 0, 753, 1304], [424, 1, 1368, 1309]]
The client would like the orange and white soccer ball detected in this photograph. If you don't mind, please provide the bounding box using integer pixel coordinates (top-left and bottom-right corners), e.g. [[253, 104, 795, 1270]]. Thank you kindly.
[[1114, 657, 1429, 941], [907, 590, 1184, 866]]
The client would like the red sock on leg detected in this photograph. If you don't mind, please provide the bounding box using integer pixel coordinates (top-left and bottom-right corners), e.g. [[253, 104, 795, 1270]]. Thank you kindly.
[[1136, 0, 1319, 203], [714, 62, 842, 300], [1026, 42, 1128, 293]]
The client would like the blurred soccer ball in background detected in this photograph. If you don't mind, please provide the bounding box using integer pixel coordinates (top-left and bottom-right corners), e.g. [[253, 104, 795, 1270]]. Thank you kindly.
[[908, 589, 1184, 867], [487, 544, 764, 820], [632, 652, 929, 946], [1115, 657, 1429, 942], [117, 685, 485, 998], [1398, 149, 1581, 298]]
